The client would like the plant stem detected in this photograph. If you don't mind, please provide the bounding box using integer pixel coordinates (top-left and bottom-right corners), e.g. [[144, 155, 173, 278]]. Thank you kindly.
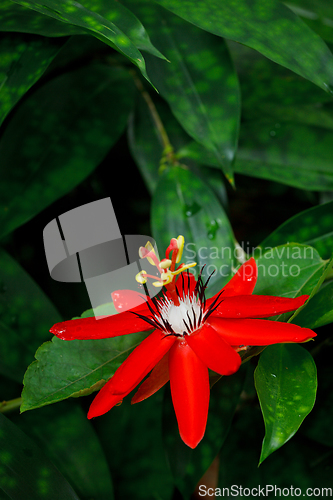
[[130, 70, 178, 168], [0, 397, 22, 414]]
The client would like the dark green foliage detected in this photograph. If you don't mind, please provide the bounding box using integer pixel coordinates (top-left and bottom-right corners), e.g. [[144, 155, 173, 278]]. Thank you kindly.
[[0, 0, 332, 498]]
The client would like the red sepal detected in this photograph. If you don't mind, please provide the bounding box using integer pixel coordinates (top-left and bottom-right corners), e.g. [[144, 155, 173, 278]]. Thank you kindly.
[[206, 258, 257, 309], [131, 352, 170, 404], [185, 324, 241, 376], [50, 301, 152, 340], [212, 294, 309, 318], [169, 339, 210, 449], [208, 317, 316, 345], [107, 329, 176, 395], [87, 383, 124, 419]]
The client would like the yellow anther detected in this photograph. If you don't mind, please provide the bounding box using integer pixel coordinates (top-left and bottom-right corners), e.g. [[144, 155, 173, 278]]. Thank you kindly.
[[160, 258, 172, 269], [152, 281, 164, 287], [175, 235, 185, 263], [135, 270, 148, 284], [172, 262, 196, 276]]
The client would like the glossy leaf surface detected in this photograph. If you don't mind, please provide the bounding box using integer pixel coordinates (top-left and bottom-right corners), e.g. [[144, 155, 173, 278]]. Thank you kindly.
[[11, 0, 162, 81], [255, 344, 317, 464], [178, 120, 333, 191], [253, 244, 326, 298], [13, 402, 114, 500], [151, 166, 235, 296], [0, 413, 80, 500], [154, 0, 333, 93], [0, 34, 63, 126], [0, 64, 134, 238], [294, 281, 333, 329], [21, 303, 149, 412], [0, 248, 61, 382], [97, 396, 174, 500], [125, 0, 240, 182], [259, 201, 333, 260]]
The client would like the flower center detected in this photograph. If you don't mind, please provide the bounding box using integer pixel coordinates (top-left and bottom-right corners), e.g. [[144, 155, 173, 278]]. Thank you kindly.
[[132, 268, 224, 338], [159, 295, 202, 335]]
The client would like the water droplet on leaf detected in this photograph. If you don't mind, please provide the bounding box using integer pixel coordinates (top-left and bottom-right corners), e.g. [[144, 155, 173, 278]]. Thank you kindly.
[[184, 202, 201, 217]]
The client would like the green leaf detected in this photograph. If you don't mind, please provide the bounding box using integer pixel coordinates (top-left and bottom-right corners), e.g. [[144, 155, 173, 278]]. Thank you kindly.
[[153, 0, 333, 93], [0, 34, 63, 126], [0, 248, 61, 382], [151, 166, 235, 296], [253, 243, 326, 298], [0, 64, 134, 238], [13, 402, 114, 500], [0, 412, 80, 500], [178, 121, 333, 191], [162, 368, 245, 500], [227, 40, 331, 119], [259, 201, 333, 260], [301, 366, 333, 447], [0, 0, 81, 36], [293, 281, 333, 329], [96, 395, 174, 500], [234, 121, 333, 191], [21, 303, 150, 412], [11, 0, 160, 83], [287, 0, 333, 44], [254, 344, 317, 464], [125, 1, 240, 183]]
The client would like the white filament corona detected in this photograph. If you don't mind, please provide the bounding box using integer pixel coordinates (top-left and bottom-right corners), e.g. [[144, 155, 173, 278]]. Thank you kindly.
[[158, 294, 202, 335]]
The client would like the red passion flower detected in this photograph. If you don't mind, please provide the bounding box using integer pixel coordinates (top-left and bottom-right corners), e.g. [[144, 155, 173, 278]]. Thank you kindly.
[[50, 236, 316, 448]]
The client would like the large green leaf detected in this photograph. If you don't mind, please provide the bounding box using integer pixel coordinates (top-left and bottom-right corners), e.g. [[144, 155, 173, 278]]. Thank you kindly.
[[178, 121, 333, 191], [96, 395, 174, 500], [301, 366, 333, 447], [0, 34, 63, 126], [0, 0, 82, 36], [0, 412, 80, 500], [259, 201, 333, 260], [293, 281, 333, 329], [124, 1, 240, 183], [287, 0, 333, 44], [11, 0, 164, 81], [0, 248, 61, 383], [21, 303, 150, 412], [162, 367, 245, 500], [254, 344, 317, 464], [0, 64, 134, 238], [153, 0, 333, 93], [151, 165, 235, 296], [253, 243, 326, 298], [13, 402, 114, 500], [227, 40, 331, 118]]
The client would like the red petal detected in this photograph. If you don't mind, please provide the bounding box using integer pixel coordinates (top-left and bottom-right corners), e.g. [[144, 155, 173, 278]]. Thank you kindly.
[[222, 257, 257, 296], [107, 329, 176, 395], [207, 317, 316, 345], [185, 325, 241, 376], [111, 290, 148, 313], [131, 352, 170, 404], [206, 258, 257, 308], [212, 294, 309, 318], [169, 339, 210, 449], [87, 381, 125, 419], [50, 303, 152, 340]]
